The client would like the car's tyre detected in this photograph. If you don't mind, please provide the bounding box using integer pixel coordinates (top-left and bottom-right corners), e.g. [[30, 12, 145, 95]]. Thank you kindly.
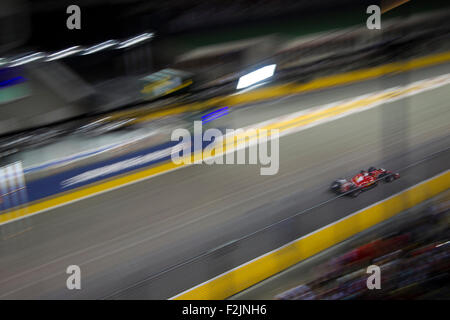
[[368, 166, 377, 173], [384, 174, 395, 183]]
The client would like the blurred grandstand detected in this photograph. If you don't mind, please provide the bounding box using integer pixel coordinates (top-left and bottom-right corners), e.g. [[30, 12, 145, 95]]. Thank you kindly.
[[275, 193, 450, 300]]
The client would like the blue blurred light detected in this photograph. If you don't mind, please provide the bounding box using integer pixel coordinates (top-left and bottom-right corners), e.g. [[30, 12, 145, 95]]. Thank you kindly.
[[201, 107, 229, 123], [0, 76, 26, 88]]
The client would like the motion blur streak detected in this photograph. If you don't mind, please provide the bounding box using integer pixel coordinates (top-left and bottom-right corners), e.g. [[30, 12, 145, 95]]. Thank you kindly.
[[381, 0, 411, 13]]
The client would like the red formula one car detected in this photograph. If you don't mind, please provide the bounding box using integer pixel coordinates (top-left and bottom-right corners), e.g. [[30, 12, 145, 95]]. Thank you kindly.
[[330, 167, 400, 197]]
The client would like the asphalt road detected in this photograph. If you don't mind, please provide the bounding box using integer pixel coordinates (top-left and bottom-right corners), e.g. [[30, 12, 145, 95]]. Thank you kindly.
[[0, 65, 449, 299]]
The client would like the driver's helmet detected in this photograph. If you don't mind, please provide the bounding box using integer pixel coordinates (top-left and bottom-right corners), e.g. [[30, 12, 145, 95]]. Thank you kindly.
[[360, 170, 368, 176]]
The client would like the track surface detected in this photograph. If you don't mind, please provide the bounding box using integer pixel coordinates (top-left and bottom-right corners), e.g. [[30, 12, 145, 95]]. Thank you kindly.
[[230, 192, 446, 300], [0, 64, 449, 299]]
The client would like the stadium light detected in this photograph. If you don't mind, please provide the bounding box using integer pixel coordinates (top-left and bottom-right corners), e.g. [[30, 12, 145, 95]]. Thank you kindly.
[[9, 52, 46, 67], [236, 64, 276, 90], [116, 33, 154, 49], [82, 40, 119, 55], [46, 46, 83, 61], [1, 31, 155, 68]]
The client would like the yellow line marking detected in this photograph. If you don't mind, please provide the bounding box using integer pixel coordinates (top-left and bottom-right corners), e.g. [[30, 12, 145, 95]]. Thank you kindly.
[[171, 170, 450, 300], [219, 74, 449, 146], [0, 161, 179, 224]]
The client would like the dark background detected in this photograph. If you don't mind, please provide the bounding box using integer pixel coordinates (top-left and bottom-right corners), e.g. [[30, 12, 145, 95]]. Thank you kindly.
[[5, 0, 381, 51]]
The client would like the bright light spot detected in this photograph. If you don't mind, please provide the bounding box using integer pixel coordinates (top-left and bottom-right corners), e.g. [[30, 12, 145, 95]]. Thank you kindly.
[[46, 46, 83, 61], [9, 52, 46, 67], [116, 33, 154, 49], [236, 64, 276, 90], [82, 40, 118, 55]]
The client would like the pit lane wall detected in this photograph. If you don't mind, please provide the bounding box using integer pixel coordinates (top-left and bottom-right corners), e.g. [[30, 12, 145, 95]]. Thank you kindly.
[[171, 170, 450, 300]]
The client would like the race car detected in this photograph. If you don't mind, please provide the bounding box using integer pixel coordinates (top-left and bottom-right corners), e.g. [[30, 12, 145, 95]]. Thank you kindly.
[[330, 167, 400, 197]]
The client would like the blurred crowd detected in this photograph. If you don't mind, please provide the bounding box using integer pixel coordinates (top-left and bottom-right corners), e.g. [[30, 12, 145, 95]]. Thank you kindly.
[[276, 197, 450, 300]]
